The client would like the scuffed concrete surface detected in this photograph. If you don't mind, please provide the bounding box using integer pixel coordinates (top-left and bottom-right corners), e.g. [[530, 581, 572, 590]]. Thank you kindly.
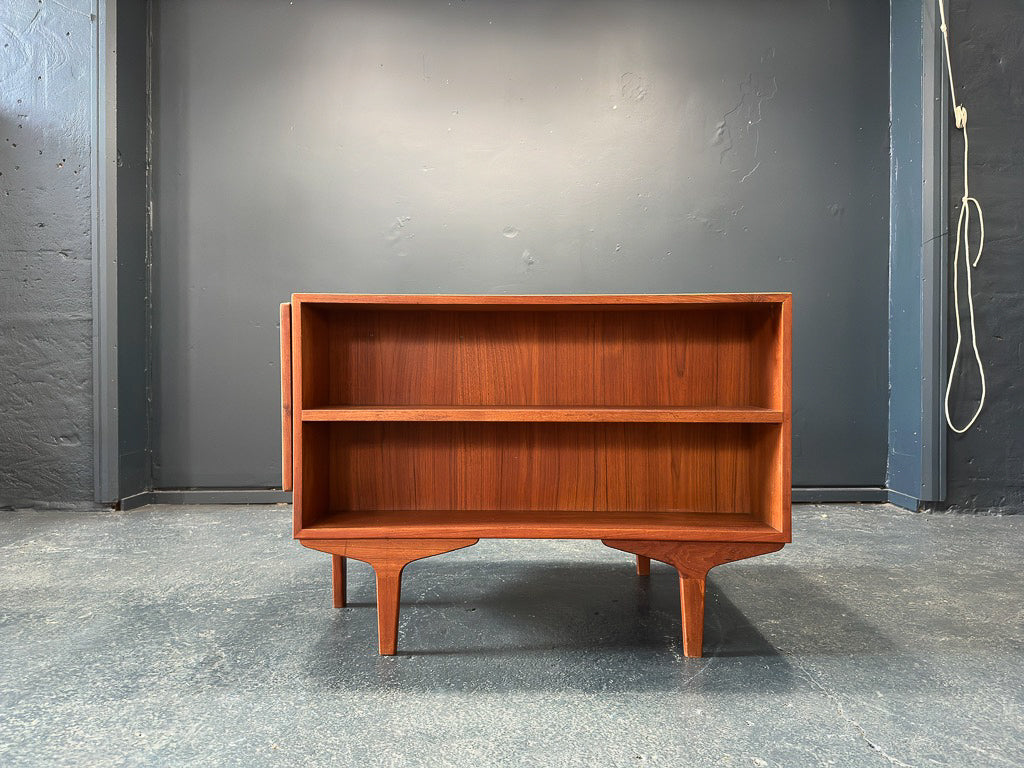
[[940, 1, 1024, 513], [0, 0, 95, 505], [1, 504, 1022, 767]]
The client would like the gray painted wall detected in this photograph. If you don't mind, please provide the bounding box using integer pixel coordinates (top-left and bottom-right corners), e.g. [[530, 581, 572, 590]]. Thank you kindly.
[[152, 0, 891, 490], [888, 0, 928, 502], [887, 0, 947, 507], [939, 0, 1024, 513], [0, 0, 94, 507], [114, 0, 152, 497]]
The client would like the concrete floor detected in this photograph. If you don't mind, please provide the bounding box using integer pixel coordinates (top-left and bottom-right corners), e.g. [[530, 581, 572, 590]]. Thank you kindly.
[[1, 504, 1022, 767]]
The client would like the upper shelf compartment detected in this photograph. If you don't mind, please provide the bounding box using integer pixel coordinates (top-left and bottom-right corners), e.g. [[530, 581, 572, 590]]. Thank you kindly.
[[293, 296, 786, 412]]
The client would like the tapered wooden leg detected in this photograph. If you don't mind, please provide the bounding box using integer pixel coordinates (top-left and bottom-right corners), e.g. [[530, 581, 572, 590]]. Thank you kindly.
[[679, 574, 706, 657], [603, 540, 783, 658], [636, 555, 651, 576], [373, 565, 403, 655], [332, 554, 346, 608], [302, 538, 478, 655]]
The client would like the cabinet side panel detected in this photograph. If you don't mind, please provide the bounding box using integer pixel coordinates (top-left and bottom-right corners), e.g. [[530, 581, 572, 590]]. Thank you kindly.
[[779, 296, 793, 538], [293, 301, 331, 534], [744, 300, 790, 537], [753, 298, 791, 537], [291, 301, 303, 535]]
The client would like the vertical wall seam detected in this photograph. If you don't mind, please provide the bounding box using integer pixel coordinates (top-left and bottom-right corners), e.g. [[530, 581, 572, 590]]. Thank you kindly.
[[920, 0, 949, 501], [90, 0, 101, 500], [885, 0, 895, 494], [144, 0, 156, 493], [92, 0, 118, 503]]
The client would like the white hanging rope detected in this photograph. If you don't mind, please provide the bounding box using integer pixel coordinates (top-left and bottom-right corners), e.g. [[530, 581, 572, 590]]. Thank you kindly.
[[939, 0, 986, 433]]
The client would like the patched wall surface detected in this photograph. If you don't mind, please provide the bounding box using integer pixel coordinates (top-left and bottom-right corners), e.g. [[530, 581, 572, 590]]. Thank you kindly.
[[0, 1, 94, 506]]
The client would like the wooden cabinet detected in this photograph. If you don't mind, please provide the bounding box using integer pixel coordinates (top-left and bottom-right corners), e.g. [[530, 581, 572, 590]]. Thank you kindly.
[[281, 294, 791, 656]]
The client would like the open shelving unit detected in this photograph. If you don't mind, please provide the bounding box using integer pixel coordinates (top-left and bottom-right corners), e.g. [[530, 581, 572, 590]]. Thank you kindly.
[[281, 293, 791, 656]]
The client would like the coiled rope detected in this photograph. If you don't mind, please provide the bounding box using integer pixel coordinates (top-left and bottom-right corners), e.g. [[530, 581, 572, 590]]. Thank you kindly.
[[939, 0, 986, 433]]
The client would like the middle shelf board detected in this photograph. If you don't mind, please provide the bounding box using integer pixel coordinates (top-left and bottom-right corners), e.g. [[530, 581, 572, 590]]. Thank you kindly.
[[301, 406, 784, 423]]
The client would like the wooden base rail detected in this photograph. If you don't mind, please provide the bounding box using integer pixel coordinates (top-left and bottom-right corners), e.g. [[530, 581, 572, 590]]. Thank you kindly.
[[303, 539, 781, 657]]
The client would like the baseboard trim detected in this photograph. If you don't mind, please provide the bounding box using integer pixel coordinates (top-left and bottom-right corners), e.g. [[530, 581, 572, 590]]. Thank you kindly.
[[118, 491, 154, 510], [886, 488, 923, 511], [791, 487, 888, 503], [120, 489, 293, 509], [120, 487, 888, 508]]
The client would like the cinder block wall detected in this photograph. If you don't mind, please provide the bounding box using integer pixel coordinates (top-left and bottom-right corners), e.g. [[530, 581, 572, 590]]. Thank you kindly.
[[0, 1, 94, 507]]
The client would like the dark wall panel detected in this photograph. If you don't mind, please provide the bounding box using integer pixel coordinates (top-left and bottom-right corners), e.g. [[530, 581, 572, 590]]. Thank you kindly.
[[888, 0, 927, 501], [887, 0, 946, 506], [116, 0, 153, 497], [940, 0, 1024, 513], [152, 0, 891, 489]]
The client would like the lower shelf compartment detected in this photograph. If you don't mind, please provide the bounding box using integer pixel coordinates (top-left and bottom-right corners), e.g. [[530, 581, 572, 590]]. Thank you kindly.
[[299, 509, 785, 541], [300, 421, 781, 517]]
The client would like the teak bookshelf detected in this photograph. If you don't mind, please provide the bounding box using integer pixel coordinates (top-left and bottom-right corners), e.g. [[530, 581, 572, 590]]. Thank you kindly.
[[281, 294, 791, 657]]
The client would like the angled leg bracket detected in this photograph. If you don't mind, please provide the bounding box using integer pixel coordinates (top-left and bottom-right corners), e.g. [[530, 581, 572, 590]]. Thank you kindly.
[[603, 540, 783, 657], [303, 538, 478, 655]]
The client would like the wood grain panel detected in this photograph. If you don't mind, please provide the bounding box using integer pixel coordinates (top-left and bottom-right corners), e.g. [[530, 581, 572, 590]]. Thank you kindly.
[[298, 422, 330, 534], [750, 304, 782, 411], [297, 303, 330, 407], [320, 307, 773, 409], [321, 422, 764, 516]]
